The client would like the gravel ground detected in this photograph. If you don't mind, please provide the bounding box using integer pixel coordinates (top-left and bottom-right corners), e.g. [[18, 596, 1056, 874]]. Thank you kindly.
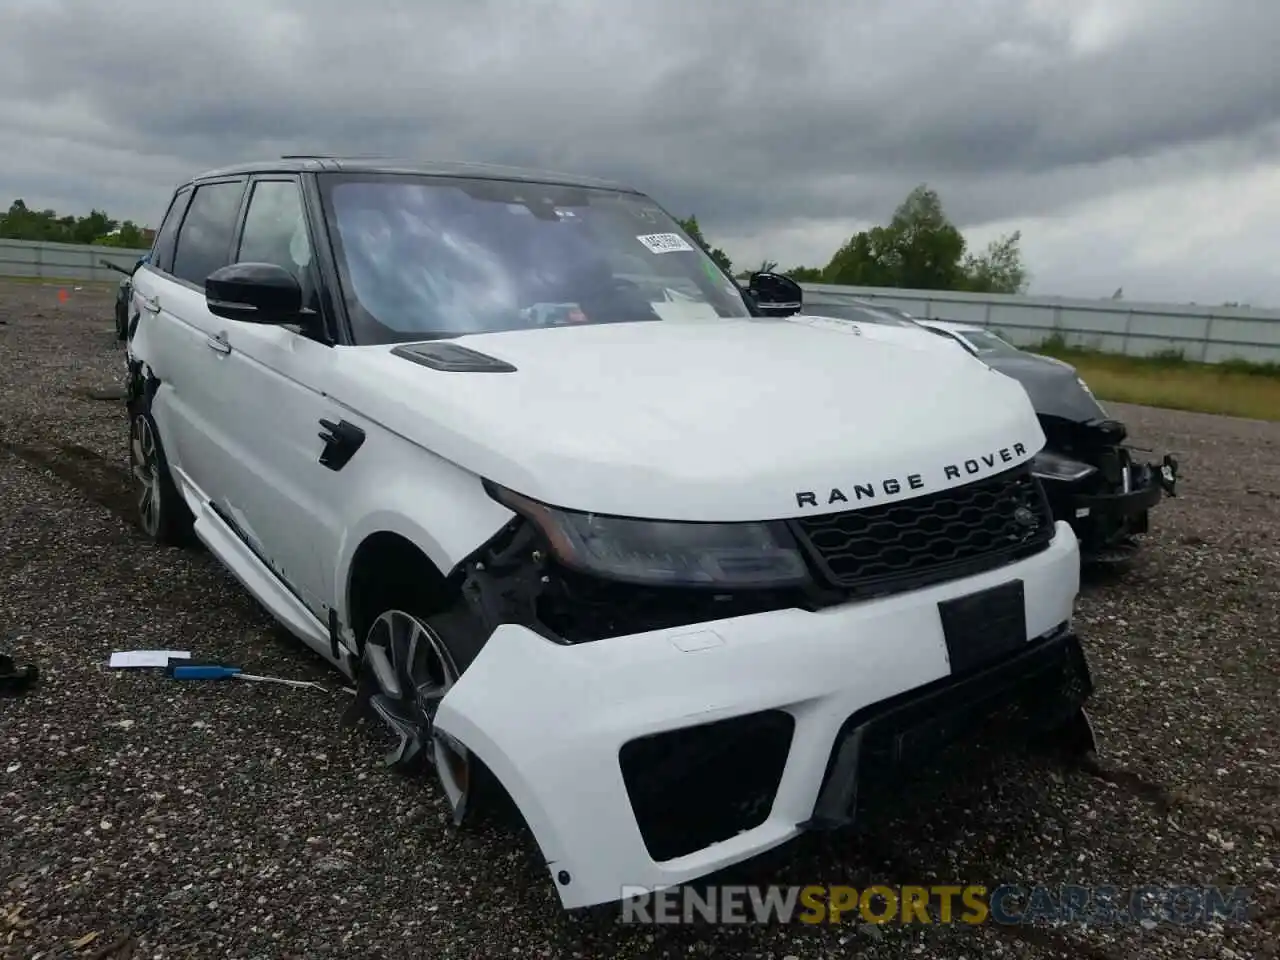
[[1, 280, 1277, 960]]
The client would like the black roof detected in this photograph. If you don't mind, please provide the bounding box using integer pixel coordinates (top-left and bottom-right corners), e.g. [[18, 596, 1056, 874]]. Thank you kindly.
[[189, 155, 639, 192]]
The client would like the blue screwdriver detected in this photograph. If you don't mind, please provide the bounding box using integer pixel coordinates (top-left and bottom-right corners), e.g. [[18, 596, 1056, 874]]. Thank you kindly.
[[167, 662, 328, 692]]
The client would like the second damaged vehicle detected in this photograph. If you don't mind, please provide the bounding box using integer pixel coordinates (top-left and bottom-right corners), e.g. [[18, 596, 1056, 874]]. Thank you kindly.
[[125, 156, 1095, 910], [103, 253, 150, 341], [917, 320, 1180, 563]]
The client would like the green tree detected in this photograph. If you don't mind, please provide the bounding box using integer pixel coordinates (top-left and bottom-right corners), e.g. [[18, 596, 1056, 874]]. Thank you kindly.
[[824, 228, 899, 288], [961, 230, 1029, 294], [821, 185, 1028, 293], [675, 215, 733, 275], [96, 221, 149, 248], [0, 198, 150, 247], [824, 185, 968, 290], [785, 266, 826, 282], [73, 208, 117, 245]]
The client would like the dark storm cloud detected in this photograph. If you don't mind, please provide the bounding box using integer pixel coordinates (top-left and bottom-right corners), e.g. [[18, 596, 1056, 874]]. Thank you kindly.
[[2, 0, 1279, 248]]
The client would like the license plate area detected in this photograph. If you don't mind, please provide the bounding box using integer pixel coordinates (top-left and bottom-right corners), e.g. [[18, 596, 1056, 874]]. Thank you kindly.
[[937, 579, 1027, 675]]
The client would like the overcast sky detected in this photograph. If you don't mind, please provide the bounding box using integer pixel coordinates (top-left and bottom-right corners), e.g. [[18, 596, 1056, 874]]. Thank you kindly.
[[3, 0, 1278, 306]]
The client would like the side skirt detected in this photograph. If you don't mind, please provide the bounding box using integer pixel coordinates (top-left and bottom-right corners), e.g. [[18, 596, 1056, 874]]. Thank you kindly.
[[171, 467, 357, 678]]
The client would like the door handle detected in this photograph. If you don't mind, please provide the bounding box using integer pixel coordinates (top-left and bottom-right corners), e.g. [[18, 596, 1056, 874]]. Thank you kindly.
[[206, 333, 231, 355], [140, 295, 161, 314]]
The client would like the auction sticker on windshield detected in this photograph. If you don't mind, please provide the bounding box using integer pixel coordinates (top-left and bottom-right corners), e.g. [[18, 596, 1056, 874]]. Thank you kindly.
[[637, 233, 695, 254], [651, 300, 720, 323]]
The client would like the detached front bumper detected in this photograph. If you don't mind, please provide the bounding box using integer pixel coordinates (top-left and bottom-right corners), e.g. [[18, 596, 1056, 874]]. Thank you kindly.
[[433, 522, 1083, 910], [1046, 454, 1179, 559]]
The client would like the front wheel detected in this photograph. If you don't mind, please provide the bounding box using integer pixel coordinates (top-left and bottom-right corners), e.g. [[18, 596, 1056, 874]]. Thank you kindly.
[[349, 606, 501, 824]]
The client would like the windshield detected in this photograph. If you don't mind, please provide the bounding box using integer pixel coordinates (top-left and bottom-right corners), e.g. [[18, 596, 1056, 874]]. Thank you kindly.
[[801, 299, 920, 328], [319, 174, 752, 344], [956, 330, 1025, 358]]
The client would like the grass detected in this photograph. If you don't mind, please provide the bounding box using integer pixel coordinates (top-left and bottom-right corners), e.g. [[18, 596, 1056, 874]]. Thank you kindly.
[[1029, 334, 1280, 422]]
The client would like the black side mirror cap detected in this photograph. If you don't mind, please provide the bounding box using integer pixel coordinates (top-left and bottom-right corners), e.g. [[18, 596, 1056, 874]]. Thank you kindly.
[[747, 271, 803, 317], [205, 262, 305, 325]]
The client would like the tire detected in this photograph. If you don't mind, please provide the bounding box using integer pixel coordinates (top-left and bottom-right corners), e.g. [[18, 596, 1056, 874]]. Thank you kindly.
[[114, 299, 128, 341], [127, 396, 195, 546], [348, 603, 506, 824]]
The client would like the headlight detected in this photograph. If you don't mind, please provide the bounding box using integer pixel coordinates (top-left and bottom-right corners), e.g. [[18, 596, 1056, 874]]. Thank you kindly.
[[490, 485, 810, 588], [1030, 450, 1096, 482]]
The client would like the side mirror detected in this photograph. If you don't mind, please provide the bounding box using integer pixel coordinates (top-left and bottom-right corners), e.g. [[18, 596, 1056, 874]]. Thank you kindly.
[[747, 272, 803, 317], [205, 262, 304, 325]]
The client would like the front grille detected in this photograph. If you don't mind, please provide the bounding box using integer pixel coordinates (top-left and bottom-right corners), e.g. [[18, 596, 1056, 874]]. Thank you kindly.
[[619, 710, 794, 863], [790, 465, 1053, 596]]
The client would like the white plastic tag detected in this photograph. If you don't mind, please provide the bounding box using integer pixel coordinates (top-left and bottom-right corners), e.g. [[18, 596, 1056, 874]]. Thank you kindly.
[[636, 233, 695, 254], [651, 300, 721, 322]]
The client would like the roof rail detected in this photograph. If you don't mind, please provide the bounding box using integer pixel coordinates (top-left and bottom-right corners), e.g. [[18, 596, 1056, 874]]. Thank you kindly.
[[279, 153, 395, 159]]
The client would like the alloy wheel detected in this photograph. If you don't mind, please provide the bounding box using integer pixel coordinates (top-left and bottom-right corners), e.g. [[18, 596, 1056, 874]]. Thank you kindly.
[[130, 414, 162, 537], [360, 609, 476, 823]]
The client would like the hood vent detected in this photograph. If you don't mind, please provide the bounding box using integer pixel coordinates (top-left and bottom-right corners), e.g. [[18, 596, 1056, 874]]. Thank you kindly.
[[391, 342, 517, 373]]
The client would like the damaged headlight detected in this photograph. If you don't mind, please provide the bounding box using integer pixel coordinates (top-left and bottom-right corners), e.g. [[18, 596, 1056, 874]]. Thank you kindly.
[[1030, 450, 1097, 482], [490, 485, 811, 588]]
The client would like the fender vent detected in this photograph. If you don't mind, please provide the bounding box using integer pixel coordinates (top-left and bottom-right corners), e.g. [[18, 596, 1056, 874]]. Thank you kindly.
[[391, 342, 516, 373]]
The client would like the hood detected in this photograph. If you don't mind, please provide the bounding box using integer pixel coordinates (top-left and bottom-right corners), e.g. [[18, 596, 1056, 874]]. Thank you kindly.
[[334, 317, 1046, 522], [981, 354, 1109, 423], [791, 312, 973, 357]]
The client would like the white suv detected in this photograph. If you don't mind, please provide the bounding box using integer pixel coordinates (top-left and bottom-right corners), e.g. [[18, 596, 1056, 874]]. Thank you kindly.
[[125, 156, 1095, 911]]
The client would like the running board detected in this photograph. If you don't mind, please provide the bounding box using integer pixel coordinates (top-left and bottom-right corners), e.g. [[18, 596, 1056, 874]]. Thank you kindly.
[[189, 499, 338, 667]]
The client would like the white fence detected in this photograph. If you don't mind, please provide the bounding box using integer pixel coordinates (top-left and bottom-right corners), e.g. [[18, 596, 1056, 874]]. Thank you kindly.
[[2, 237, 1278, 365], [800, 283, 1280, 366], [0, 238, 151, 284]]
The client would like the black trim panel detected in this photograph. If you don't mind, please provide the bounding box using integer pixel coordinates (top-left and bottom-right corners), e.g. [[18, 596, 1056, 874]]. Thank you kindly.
[[318, 418, 366, 471], [391, 342, 517, 373], [1072, 479, 1163, 517], [327, 608, 341, 661], [938, 578, 1028, 675], [802, 625, 1090, 830]]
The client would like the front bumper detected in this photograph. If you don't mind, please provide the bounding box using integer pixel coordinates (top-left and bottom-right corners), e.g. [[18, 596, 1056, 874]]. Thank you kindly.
[[1045, 454, 1179, 558], [805, 624, 1090, 830], [433, 521, 1082, 910]]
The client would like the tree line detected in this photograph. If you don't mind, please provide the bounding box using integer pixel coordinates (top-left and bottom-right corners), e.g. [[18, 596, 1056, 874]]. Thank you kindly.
[[1, 199, 154, 248], [678, 183, 1030, 295]]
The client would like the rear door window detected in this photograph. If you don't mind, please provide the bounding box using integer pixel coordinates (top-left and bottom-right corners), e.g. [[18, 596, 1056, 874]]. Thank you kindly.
[[171, 180, 247, 287], [148, 187, 192, 275]]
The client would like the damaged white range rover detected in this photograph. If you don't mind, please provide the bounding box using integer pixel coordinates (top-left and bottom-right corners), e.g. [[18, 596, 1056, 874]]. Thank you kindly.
[[124, 156, 1096, 910]]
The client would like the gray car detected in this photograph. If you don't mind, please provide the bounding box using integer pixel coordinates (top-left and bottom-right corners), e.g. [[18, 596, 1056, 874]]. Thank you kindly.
[[916, 320, 1179, 564], [101, 254, 150, 341], [797, 292, 922, 329], [794, 291, 1180, 563]]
